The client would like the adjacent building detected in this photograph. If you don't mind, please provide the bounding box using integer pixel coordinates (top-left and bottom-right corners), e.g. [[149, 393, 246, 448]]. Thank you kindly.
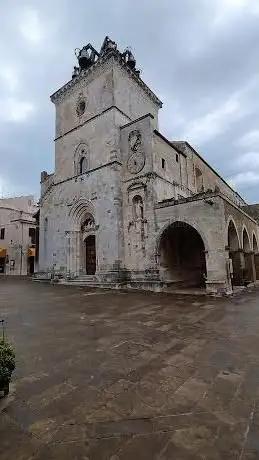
[[0, 196, 38, 275], [38, 36, 259, 294]]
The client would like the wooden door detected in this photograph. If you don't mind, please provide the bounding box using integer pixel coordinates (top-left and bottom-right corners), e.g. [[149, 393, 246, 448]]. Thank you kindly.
[[85, 235, 96, 275]]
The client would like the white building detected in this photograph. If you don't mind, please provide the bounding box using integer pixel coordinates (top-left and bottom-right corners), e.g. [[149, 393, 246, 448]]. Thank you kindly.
[[0, 196, 38, 275], [39, 37, 259, 294]]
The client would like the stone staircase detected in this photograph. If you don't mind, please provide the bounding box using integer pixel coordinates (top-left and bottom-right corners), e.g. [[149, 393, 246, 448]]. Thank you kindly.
[[59, 274, 123, 289], [34, 273, 206, 293]]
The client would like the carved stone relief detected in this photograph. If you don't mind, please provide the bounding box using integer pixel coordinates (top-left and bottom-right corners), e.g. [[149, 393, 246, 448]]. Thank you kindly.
[[127, 130, 145, 174]]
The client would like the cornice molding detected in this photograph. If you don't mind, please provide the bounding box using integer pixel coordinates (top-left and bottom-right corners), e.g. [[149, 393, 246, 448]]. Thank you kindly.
[[50, 50, 162, 108]]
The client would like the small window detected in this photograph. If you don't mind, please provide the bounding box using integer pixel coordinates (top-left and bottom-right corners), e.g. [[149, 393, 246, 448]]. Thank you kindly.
[[161, 158, 165, 169], [0, 228, 5, 240], [79, 156, 88, 174], [176, 153, 179, 163], [29, 227, 36, 245]]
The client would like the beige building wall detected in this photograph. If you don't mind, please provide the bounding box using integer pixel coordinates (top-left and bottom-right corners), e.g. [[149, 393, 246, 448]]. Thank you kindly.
[[0, 196, 37, 275]]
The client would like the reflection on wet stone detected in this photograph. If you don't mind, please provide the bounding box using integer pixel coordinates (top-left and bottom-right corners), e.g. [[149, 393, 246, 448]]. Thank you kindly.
[[1, 279, 259, 458]]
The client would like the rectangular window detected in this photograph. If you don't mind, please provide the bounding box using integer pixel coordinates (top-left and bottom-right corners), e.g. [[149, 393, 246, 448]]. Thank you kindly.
[[29, 227, 36, 245], [0, 228, 5, 240], [176, 153, 179, 163], [161, 158, 165, 169]]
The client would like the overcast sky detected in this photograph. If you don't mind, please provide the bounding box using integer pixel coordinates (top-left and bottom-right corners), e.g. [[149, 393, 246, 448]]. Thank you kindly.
[[0, 0, 259, 202]]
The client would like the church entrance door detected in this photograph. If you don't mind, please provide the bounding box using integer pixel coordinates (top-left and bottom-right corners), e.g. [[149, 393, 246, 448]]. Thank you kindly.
[[85, 235, 96, 275]]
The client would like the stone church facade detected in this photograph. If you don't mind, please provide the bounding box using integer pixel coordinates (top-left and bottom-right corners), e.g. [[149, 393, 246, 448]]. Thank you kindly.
[[39, 37, 259, 295]]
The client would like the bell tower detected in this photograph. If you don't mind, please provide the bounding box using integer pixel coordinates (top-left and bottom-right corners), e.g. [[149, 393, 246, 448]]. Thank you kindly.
[[40, 37, 162, 282], [50, 37, 162, 183]]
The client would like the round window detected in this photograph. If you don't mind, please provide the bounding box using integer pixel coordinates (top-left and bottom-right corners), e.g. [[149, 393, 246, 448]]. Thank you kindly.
[[76, 99, 86, 116]]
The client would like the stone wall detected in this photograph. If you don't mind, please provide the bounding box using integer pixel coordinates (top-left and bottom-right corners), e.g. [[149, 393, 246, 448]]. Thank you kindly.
[[172, 143, 245, 206], [113, 61, 160, 128], [54, 61, 114, 139], [153, 134, 187, 201], [0, 202, 37, 275], [39, 162, 123, 276], [120, 114, 157, 276], [55, 109, 120, 182], [223, 200, 259, 250], [242, 204, 259, 224], [155, 196, 231, 294]]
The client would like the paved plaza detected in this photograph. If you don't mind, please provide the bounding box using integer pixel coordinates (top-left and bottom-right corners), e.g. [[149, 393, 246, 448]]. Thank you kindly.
[[1, 279, 259, 458]]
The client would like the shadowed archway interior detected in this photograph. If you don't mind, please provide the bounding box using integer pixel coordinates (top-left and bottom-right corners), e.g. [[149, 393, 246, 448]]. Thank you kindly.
[[253, 234, 259, 280], [243, 228, 253, 282], [158, 222, 206, 288], [227, 220, 242, 285]]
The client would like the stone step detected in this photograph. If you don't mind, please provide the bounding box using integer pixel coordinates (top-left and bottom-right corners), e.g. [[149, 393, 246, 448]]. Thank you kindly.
[[70, 275, 96, 281], [60, 280, 122, 289]]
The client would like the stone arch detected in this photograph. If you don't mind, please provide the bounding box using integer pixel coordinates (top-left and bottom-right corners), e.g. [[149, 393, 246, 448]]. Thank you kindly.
[[226, 216, 240, 249], [67, 200, 97, 275], [81, 214, 96, 234], [132, 195, 144, 220], [156, 218, 209, 255], [127, 181, 146, 206], [242, 226, 251, 251], [157, 221, 207, 288], [127, 181, 146, 192], [68, 199, 95, 230], [74, 142, 89, 175]]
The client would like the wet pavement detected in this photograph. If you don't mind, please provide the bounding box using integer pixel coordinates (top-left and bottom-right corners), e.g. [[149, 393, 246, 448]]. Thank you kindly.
[[1, 279, 259, 459]]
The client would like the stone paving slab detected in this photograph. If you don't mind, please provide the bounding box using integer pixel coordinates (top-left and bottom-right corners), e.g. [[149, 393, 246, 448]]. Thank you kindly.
[[1, 278, 259, 458]]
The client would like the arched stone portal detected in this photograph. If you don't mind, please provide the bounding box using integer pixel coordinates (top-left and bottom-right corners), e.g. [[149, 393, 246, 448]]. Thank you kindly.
[[227, 220, 242, 285], [84, 235, 96, 275], [158, 222, 207, 288], [67, 201, 96, 276]]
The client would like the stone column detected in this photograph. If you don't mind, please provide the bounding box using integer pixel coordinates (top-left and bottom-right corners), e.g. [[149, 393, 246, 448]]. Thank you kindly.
[[230, 249, 244, 285], [143, 175, 160, 281], [251, 252, 257, 282], [254, 253, 259, 280], [244, 251, 255, 283], [75, 230, 81, 275], [205, 249, 232, 295], [66, 230, 81, 276], [65, 231, 72, 277]]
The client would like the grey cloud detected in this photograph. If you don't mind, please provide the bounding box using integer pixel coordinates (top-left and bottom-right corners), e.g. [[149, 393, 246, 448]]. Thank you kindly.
[[0, 0, 259, 202]]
